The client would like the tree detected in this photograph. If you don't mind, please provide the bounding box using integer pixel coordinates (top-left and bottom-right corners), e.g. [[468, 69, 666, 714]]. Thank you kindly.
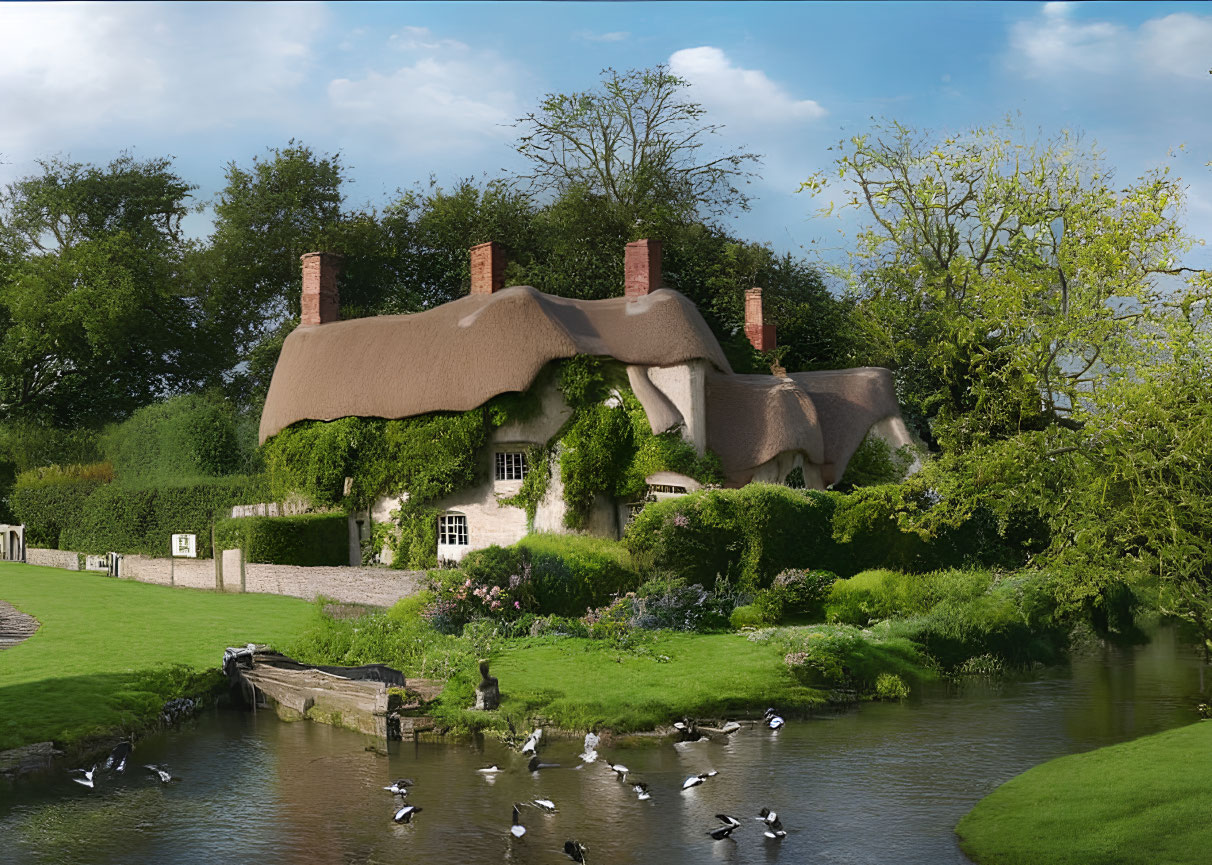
[[0, 155, 205, 425], [816, 119, 1198, 450], [515, 66, 760, 229]]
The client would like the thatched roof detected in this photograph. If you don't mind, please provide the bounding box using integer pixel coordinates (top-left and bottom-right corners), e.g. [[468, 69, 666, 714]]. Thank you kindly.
[[259, 285, 905, 487], [260, 286, 730, 443], [704, 367, 902, 486]]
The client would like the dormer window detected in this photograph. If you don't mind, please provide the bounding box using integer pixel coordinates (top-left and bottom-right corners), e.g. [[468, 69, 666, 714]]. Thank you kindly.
[[495, 451, 529, 481]]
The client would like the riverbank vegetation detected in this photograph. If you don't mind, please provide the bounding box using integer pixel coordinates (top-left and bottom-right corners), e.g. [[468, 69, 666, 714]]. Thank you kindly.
[[0, 563, 312, 753], [956, 720, 1212, 865]]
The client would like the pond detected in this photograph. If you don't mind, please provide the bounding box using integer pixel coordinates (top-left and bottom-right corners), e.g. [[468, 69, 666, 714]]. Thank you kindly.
[[1, 627, 1204, 865]]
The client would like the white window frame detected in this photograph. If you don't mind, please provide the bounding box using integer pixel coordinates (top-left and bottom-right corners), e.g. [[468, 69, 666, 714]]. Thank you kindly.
[[494, 450, 529, 482], [438, 513, 468, 547]]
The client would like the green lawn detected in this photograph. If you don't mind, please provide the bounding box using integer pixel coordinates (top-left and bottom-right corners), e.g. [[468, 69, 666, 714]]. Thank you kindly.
[[956, 721, 1212, 865], [0, 562, 313, 751], [481, 631, 823, 732]]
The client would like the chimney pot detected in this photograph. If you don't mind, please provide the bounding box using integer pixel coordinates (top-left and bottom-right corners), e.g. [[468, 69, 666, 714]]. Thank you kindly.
[[300, 252, 343, 326], [744, 287, 776, 352], [625, 238, 662, 300], [470, 241, 506, 294]]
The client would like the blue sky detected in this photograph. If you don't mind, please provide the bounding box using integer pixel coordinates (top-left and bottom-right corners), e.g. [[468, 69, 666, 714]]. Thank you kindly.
[[2, 1, 1210, 268]]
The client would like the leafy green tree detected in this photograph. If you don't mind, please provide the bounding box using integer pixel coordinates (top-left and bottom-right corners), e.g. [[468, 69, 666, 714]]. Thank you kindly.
[[515, 66, 760, 229], [816, 119, 1198, 450], [0, 155, 204, 425]]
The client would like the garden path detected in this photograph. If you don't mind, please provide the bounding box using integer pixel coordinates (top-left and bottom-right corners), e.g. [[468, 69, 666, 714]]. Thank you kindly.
[[0, 600, 38, 649]]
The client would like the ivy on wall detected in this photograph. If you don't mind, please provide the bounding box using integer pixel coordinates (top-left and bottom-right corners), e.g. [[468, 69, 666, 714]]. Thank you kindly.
[[262, 356, 726, 566]]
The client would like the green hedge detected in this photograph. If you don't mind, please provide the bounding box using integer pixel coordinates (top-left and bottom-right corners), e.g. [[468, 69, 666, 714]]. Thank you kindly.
[[623, 483, 1033, 592], [10, 477, 108, 548], [56, 476, 268, 557], [214, 513, 349, 566]]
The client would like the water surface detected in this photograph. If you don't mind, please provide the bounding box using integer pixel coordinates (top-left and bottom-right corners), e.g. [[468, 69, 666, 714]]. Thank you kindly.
[[1, 628, 1203, 865]]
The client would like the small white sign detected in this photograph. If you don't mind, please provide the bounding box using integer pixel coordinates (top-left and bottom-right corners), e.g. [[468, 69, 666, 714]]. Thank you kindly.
[[85, 554, 109, 572], [171, 534, 197, 558]]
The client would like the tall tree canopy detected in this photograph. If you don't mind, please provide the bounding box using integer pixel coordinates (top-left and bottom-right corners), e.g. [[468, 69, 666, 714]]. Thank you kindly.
[[820, 120, 1198, 450], [515, 66, 760, 229], [0, 155, 204, 425]]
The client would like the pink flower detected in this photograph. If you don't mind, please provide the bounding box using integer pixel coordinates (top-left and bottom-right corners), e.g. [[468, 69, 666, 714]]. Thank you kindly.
[[491, 600, 501, 610], [464, 579, 472, 588], [514, 601, 520, 610]]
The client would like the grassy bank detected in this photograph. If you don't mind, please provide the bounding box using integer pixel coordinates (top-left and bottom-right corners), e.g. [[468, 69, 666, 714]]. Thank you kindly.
[[0, 563, 312, 752], [451, 631, 823, 732], [956, 721, 1212, 865]]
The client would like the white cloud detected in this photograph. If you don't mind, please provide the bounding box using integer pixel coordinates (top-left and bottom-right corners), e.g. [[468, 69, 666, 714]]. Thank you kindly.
[[1138, 14, 1212, 80], [328, 28, 524, 154], [0, 2, 327, 153], [1008, 3, 1212, 81], [669, 46, 826, 124]]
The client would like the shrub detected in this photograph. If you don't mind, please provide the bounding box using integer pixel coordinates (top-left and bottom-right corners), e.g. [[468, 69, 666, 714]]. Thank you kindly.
[[10, 463, 113, 548], [99, 393, 245, 484], [729, 604, 767, 629], [627, 577, 730, 632], [875, 672, 910, 700], [777, 624, 930, 692], [770, 568, 838, 619], [57, 476, 268, 557], [214, 513, 349, 566]]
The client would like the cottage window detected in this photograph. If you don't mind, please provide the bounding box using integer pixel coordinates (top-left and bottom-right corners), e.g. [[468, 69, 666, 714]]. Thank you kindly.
[[438, 513, 468, 546], [495, 451, 529, 481], [648, 483, 687, 495]]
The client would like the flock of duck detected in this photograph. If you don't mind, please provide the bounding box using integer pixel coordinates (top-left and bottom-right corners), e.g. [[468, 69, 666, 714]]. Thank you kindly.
[[70, 707, 790, 861], [69, 740, 174, 789], [381, 707, 790, 861]]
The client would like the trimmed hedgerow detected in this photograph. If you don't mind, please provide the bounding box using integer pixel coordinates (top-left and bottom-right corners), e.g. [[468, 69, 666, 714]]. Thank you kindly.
[[10, 463, 115, 548], [214, 513, 349, 566], [58, 476, 268, 557], [624, 483, 1037, 593]]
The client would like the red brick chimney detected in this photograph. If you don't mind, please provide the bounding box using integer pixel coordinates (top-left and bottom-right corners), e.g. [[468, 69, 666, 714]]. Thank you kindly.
[[300, 252, 342, 326], [625, 238, 662, 300], [744, 287, 776, 352], [470, 241, 506, 294]]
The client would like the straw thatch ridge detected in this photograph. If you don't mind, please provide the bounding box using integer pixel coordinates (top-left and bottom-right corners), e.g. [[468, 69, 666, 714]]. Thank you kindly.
[[259, 284, 908, 488], [259, 285, 731, 443]]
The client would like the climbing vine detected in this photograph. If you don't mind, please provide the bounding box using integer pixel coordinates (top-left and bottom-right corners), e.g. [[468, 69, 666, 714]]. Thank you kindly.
[[262, 355, 725, 564]]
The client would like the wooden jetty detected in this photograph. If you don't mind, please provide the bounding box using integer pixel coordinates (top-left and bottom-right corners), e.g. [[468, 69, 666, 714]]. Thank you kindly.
[[226, 647, 444, 740]]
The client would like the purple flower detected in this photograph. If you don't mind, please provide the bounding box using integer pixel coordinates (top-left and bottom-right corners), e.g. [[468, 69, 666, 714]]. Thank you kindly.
[[514, 601, 520, 610]]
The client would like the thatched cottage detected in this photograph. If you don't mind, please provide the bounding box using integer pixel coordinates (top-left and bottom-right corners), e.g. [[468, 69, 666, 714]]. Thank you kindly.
[[260, 240, 914, 563]]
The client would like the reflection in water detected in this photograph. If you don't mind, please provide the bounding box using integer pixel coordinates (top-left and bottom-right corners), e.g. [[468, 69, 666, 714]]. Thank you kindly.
[[1, 629, 1204, 865]]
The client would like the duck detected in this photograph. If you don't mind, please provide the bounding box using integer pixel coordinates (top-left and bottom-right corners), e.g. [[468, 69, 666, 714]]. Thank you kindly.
[[564, 839, 588, 863], [532, 798, 557, 813], [510, 804, 526, 838], [105, 741, 132, 773], [528, 754, 560, 772], [707, 815, 739, 841], [681, 770, 718, 790], [476, 765, 503, 774], [70, 765, 97, 788], [143, 764, 172, 783], [579, 732, 600, 764], [383, 778, 414, 795], [393, 804, 422, 824], [632, 781, 651, 801], [757, 807, 787, 839], [763, 707, 785, 730], [521, 728, 543, 755], [605, 761, 629, 781]]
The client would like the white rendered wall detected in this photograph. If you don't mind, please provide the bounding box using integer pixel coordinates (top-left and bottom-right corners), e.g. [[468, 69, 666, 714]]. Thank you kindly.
[[645, 360, 709, 454]]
